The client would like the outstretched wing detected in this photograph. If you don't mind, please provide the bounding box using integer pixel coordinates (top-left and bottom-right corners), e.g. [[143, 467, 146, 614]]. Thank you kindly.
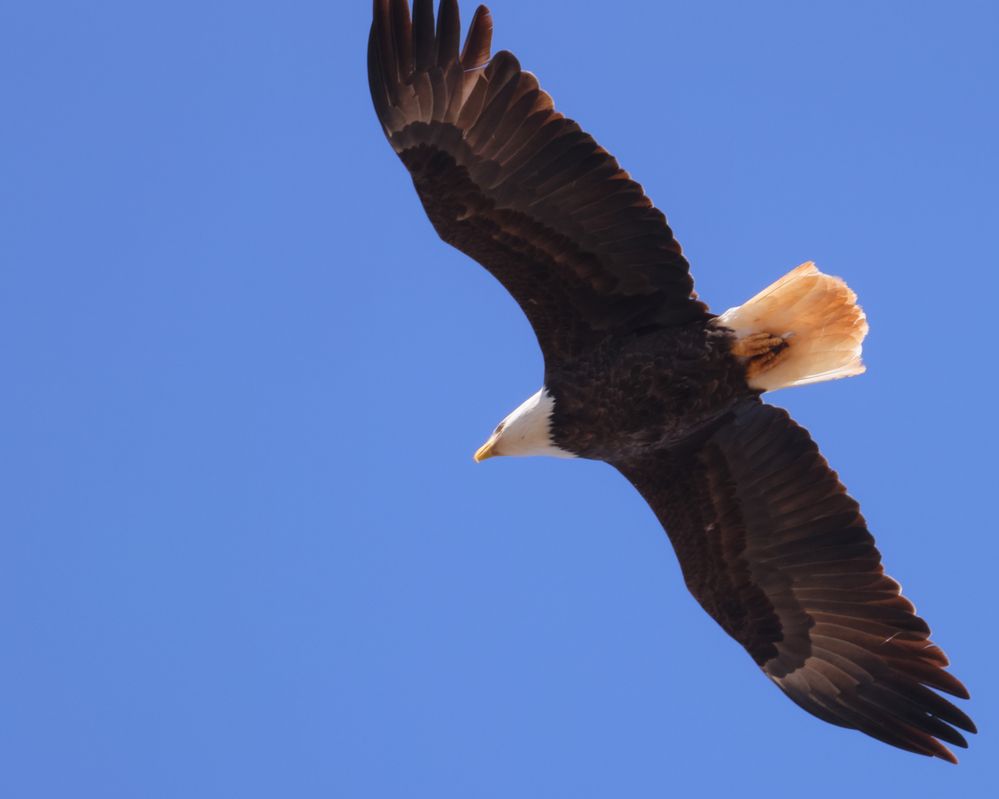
[[614, 401, 975, 763], [368, 0, 708, 364]]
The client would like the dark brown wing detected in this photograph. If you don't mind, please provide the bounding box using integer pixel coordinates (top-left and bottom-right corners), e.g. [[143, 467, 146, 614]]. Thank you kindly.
[[614, 400, 975, 763], [368, 0, 708, 364]]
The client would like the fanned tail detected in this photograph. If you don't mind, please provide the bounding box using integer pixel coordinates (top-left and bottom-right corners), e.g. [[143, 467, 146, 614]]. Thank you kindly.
[[716, 262, 869, 392]]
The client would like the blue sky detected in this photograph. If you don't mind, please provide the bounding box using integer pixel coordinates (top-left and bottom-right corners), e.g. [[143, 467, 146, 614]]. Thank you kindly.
[[3, 1, 997, 796]]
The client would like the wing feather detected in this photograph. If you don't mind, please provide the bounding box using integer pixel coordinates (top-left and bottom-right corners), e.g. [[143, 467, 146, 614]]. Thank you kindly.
[[369, 1, 708, 363], [614, 401, 975, 763]]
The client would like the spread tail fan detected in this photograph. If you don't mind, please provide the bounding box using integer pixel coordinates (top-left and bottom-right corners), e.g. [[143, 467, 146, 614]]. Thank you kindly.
[[716, 262, 869, 392]]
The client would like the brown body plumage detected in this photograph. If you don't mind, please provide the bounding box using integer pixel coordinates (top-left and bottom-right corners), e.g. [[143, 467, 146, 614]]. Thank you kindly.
[[546, 323, 746, 460], [368, 0, 975, 762]]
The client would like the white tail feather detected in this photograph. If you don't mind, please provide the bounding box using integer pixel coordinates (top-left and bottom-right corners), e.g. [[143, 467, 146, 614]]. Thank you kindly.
[[716, 262, 869, 392]]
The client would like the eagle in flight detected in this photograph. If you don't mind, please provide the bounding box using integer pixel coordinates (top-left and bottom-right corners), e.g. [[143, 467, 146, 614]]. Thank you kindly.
[[368, 0, 975, 762]]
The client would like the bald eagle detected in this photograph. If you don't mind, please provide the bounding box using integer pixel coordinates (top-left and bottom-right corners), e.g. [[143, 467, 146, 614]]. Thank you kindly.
[[368, 0, 975, 762]]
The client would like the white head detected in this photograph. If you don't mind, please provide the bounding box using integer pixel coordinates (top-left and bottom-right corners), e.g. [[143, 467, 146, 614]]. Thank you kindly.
[[474, 388, 577, 462]]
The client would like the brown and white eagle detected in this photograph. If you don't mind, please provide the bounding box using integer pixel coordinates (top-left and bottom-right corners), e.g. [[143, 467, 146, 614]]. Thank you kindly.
[[368, 0, 975, 762]]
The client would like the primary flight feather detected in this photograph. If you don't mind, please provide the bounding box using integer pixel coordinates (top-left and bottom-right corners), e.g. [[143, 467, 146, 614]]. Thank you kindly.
[[368, 0, 975, 762]]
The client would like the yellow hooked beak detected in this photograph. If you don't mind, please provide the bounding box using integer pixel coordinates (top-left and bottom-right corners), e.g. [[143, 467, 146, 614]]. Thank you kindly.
[[474, 434, 500, 463]]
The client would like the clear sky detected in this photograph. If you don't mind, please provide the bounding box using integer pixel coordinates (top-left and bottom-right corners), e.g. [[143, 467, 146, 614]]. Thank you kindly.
[[2, 1, 997, 796]]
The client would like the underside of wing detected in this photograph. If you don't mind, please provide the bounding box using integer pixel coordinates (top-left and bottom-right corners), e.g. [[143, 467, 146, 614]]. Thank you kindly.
[[368, 0, 709, 363], [615, 401, 975, 763]]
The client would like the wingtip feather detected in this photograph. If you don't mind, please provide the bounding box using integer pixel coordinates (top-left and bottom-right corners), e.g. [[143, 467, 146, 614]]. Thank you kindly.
[[461, 5, 494, 68]]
